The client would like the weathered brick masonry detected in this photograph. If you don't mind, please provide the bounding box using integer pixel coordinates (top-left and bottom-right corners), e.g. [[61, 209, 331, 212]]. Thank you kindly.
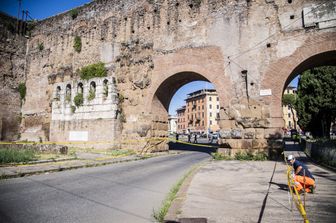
[[1, 0, 335, 152]]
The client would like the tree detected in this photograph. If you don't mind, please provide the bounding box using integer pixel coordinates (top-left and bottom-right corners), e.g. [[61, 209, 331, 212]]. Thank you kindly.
[[282, 93, 297, 129], [296, 66, 336, 138]]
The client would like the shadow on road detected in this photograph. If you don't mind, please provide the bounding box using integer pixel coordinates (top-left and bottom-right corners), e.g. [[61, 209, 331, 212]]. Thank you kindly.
[[168, 142, 218, 155]]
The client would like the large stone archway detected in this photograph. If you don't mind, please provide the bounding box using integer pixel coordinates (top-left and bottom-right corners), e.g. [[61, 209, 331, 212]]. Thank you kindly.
[[142, 47, 232, 151]]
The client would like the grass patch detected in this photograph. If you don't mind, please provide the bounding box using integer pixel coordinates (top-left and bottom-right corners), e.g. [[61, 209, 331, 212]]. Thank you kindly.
[[211, 151, 268, 161], [153, 164, 199, 222], [68, 147, 135, 158], [211, 152, 232, 160], [0, 149, 37, 164]]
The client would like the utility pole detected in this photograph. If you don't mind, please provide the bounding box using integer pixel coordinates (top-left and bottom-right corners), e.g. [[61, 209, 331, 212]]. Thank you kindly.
[[23, 10, 28, 35], [17, 0, 22, 34]]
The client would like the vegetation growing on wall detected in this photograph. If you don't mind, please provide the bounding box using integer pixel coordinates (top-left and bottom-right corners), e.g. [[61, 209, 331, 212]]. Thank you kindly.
[[87, 88, 96, 101], [79, 62, 107, 80], [71, 105, 76, 113], [38, 42, 44, 51], [70, 8, 79, 19], [74, 93, 84, 107], [193, 0, 203, 8], [18, 83, 26, 102], [73, 36, 82, 53]]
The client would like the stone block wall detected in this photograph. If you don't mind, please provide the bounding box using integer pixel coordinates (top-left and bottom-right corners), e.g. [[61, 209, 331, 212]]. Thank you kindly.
[[0, 13, 26, 141]]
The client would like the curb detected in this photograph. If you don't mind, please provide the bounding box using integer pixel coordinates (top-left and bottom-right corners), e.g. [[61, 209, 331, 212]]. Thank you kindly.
[[164, 161, 209, 222], [0, 152, 180, 180]]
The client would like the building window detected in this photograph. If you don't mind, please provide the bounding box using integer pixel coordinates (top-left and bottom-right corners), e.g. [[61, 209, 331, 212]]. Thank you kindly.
[[202, 120, 204, 126], [202, 105, 204, 109], [210, 120, 212, 125], [209, 96, 212, 101], [202, 112, 204, 118], [288, 121, 292, 128], [209, 104, 212, 109], [288, 113, 291, 118], [217, 97, 219, 101], [65, 84, 71, 103], [210, 112, 212, 117], [198, 106, 200, 110], [217, 105, 219, 109]]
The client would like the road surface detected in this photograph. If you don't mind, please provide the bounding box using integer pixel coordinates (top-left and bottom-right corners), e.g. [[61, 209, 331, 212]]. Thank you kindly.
[[0, 151, 210, 223]]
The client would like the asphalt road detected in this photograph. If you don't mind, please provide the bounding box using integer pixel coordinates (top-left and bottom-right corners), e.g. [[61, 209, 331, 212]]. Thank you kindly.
[[0, 152, 210, 223]]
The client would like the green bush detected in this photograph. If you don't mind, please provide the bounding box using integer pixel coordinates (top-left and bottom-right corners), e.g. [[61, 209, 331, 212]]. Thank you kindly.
[[211, 152, 232, 160], [74, 93, 84, 107], [79, 62, 107, 80], [235, 151, 254, 160], [87, 89, 95, 101], [212, 151, 268, 161], [18, 83, 26, 101], [70, 8, 79, 19], [73, 36, 82, 53], [0, 149, 37, 164], [71, 105, 76, 113], [253, 152, 268, 161]]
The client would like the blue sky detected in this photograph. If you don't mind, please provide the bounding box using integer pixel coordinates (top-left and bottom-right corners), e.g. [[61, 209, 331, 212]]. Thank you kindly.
[[0, 0, 300, 116], [0, 0, 92, 20]]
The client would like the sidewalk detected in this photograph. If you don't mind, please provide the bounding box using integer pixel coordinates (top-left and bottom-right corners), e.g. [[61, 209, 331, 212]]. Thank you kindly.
[[0, 151, 171, 179], [167, 141, 336, 223]]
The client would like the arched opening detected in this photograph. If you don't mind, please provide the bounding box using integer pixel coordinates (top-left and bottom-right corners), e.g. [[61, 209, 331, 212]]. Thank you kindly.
[[65, 84, 71, 103], [77, 82, 83, 94], [150, 71, 222, 152], [55, 86, 61, 100], [88, 81, 96, 101], [103, 79, 109, 99], [281, 50, 336, 138]]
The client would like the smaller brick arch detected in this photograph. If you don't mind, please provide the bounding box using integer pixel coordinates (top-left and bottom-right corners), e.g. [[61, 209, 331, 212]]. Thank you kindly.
[[261, 34, 336, 129]]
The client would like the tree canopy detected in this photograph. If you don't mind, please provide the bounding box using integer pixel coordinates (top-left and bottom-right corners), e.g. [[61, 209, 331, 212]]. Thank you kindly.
[[282, 93, 297, 129], [296, 66, 336, 138]]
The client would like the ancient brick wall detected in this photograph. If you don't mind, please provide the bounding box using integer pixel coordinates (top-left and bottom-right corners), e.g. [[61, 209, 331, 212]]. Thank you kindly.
[[9, 0, 336, 150], [0, 13, 27, 140]]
